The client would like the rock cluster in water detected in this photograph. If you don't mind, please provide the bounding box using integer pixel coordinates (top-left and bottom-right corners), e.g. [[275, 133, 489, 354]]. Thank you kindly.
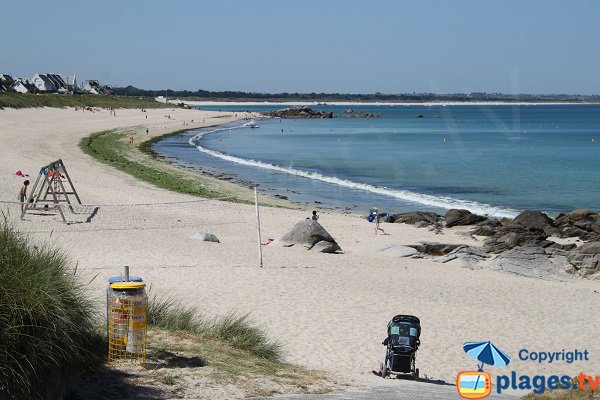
[[264, 106, 380, 119], [266, 106, 333, 119]]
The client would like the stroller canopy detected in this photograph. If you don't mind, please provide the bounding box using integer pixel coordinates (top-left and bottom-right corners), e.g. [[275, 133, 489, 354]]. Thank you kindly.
[[387, 315, 421, 347]]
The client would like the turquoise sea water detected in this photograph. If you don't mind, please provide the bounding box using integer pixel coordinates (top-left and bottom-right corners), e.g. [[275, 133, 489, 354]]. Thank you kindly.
[[153, 104, 600, 217]]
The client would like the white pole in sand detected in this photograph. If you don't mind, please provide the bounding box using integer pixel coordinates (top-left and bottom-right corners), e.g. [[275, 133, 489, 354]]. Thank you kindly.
[[254, 186, 263, 268]]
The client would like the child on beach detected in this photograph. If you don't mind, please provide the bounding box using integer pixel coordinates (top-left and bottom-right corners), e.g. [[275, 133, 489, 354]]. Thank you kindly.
[[19, 180, 30, 212], [311, 210, 319, 221], [374, 212, 385, 235]]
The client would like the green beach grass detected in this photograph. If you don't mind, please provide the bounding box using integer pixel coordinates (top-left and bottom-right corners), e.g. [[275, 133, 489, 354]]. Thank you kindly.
[[0, 220, 104, 399], [79, 128, 245, 201], [147, 292, 282, 361], [0, 92, 173, 110], [143, 295, 328, 396], [79, 125, 296, 207]]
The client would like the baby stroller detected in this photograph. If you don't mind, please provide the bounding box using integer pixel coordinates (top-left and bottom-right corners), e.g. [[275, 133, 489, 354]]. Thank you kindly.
[[380, 315, 421, 379]]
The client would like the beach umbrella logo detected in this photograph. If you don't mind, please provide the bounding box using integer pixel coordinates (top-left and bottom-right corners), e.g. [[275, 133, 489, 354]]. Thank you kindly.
[[456, 341, 511, 399], [463, 341, 511, 370]]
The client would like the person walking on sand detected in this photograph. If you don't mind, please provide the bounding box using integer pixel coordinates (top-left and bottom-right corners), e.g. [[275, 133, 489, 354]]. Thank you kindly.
[[311, 210, 319, 221], [19, 180, 30, 212], [146, 128, 149, 135], [374, 212, 385, 235]]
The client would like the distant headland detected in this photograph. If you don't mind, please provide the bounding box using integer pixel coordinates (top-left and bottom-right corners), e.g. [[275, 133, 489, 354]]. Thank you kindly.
[[114, 85, 600, 104]]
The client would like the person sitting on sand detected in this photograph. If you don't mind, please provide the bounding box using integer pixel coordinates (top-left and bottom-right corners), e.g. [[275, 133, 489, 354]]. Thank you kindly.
[[19, 180, 30, 212], [374, 212, 385, 235], [311, 210, 319, 221]]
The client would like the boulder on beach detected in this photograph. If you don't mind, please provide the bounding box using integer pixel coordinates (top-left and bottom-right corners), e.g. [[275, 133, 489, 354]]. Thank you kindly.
[[407, 242, 463, 256], [489, 245, 572, 281], [276, 219, 341, 253], [444, 209, 487, 228], [375, 244, 420, 258], [566, 241, 600, 279], [555, 209, 600, 241], [390, 211, 441, 227], [471, 219, 502, 236], [483, 221, 552, 254], [431, 245, 488, 269], [189, 233, 220, 243], [512, 210, 560, 236]]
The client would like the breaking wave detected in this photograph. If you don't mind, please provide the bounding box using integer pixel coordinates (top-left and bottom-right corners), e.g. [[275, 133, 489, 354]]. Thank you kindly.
[[189, 123, 519, 218]]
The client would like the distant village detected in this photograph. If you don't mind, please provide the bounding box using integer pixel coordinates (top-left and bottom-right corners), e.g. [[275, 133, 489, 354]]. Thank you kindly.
[[0, 73, 113, 95]]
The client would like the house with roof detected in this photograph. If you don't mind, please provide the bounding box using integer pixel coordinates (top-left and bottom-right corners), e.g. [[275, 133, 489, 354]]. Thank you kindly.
[[11, 78, 36, 93], [0, 74, 14, 92], [31, 73, 77, 93], [82, 80, 113, 95]]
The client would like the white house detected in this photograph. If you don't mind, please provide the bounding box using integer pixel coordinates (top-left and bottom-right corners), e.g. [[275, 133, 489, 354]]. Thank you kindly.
[[82, 80, 113, 95], [11, 78, 35, 93], [31, 73, 76, 93]]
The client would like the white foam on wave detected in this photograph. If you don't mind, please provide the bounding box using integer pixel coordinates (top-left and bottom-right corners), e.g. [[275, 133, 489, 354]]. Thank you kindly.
[[189, 123, 519, 218]]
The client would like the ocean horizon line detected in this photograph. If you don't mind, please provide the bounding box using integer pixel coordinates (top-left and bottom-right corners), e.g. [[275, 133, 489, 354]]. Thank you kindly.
[[173, 100, 600, 107]]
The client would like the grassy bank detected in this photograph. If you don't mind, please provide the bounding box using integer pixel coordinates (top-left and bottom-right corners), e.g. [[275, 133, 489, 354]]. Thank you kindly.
[[79, 128, 247, 201], [79, 125, 295, 207], [0, 220, 104, 399], [0, 92, 172, 109]]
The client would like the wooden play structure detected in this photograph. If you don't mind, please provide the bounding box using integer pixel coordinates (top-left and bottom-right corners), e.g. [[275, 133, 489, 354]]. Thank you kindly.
[[21, 159, 82, 223]]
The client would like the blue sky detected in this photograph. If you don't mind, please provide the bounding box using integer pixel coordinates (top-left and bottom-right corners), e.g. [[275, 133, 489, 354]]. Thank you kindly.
[[2, 0, 599, 94]]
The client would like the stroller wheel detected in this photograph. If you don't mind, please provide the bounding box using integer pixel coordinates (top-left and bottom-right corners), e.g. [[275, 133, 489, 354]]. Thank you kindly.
[[414, 368, 420, 381], [380, 362, 388, 378]]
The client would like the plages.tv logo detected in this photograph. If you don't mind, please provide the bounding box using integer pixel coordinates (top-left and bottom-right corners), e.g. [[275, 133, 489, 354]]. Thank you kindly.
[[457, 341, 511, 399]]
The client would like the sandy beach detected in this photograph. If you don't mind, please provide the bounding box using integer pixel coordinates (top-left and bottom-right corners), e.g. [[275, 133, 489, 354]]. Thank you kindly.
[[1, 107, 599, 394]]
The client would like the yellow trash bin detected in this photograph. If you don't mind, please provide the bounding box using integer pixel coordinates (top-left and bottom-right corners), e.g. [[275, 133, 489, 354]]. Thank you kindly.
[[107, 279, 147, 363]]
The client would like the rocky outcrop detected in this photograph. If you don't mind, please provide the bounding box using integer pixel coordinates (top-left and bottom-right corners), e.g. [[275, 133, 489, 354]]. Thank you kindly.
[[266, 106, 333, 119], [483, 222, 552, 254], [340, 109, 381, 118], [276, 219, 341, 253], [489, 246, 572, 281], [407, 242, 463, 256], [471, 219, 503, 236], [374, 244, 420, 258], [512, 210, 561, 236], [431, 245, 488, 269], [406, 242, 487, 268], [390, 211, 442, 231], [444, 209, 487, 228], [555, 209, 600, 241], [378, 208, 600, 280], [566, 241, 600, 279]]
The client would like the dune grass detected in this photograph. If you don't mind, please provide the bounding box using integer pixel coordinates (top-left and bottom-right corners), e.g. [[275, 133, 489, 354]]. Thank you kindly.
[[147, 293, 282, 361], [141, 294, 331, 397], [0, 219, 104, 399], [0, 92, 171, 109]]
